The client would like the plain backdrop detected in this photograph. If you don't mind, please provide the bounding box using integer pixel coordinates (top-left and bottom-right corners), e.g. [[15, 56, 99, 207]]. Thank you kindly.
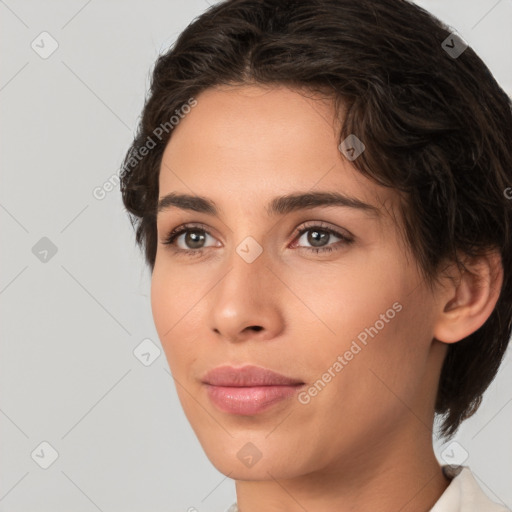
[[1, 1, 511, 511]]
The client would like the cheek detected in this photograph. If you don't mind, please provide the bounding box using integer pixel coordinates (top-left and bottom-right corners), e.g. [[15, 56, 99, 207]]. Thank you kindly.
[[288, 250, 409, 339], [150, 265, 173, 340], [150, 265, 197, 367], [150, 258, 202, 334], [334, 288, 436, 416], [297, 302, 434, 450], [299, 258, 432, 395]]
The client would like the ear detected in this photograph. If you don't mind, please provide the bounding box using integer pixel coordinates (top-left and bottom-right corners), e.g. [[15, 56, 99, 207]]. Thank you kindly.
[[433, 249, 503, 344]]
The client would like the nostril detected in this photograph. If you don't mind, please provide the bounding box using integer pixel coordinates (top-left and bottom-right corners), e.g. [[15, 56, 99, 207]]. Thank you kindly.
[[249, 326, 263, 332]]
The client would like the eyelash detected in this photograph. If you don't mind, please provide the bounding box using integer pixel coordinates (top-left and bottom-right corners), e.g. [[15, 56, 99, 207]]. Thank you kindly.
[[161, 222, 354, 258]]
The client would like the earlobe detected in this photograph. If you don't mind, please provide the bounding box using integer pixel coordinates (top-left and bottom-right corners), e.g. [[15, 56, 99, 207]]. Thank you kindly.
[[433, 250, 503, 344]]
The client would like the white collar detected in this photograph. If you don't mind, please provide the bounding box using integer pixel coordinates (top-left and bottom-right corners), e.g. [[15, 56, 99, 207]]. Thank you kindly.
[[226, 465, 509, 512], [429, 465, 509, 511]]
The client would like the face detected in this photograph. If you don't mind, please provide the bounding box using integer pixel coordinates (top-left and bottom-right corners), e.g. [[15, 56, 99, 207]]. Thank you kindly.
[[151, 84, 447, 480]]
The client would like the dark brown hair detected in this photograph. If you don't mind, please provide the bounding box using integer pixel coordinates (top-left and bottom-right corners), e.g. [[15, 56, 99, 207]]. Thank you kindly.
[[120, 0, 512, 438]]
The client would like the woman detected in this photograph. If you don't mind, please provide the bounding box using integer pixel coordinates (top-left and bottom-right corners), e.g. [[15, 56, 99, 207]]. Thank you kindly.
[[120, 0, 512, 510]]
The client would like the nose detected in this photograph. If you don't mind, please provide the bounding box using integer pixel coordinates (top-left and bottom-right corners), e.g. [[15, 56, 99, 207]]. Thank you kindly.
[[208, 244, 285, 343]]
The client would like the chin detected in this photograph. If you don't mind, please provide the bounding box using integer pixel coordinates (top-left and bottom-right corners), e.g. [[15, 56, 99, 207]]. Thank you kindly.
[[196, 435, 310, 481], [209, 454, 300, 481]]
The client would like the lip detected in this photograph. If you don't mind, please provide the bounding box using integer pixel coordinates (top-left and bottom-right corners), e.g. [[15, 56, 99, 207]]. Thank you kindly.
[[202, 365, 305, 415], [202, 365, 304, 387]]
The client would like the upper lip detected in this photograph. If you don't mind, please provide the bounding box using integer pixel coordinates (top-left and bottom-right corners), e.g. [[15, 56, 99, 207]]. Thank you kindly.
[[202, 365, 304, 387]]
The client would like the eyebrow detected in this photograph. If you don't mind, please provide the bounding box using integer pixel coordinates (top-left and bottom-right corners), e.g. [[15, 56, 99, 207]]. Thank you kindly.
[[157, 191, 381, 217]]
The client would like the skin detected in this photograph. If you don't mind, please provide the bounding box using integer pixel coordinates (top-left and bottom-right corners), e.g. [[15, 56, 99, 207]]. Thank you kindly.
[[150, 84, 503, 512]]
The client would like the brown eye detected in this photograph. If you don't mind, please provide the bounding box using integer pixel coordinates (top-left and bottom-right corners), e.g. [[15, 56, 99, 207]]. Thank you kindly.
[[180, 229, 207, 249]]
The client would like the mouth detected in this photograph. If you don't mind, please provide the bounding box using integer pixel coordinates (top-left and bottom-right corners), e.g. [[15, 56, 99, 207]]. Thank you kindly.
[[201, 365, 305, 415]]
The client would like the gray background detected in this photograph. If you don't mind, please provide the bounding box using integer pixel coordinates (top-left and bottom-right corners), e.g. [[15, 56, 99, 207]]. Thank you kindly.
[[0, 1, 511, 511]]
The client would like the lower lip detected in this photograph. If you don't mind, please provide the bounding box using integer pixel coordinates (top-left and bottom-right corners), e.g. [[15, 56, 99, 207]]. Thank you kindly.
[[204, 384, 304, 415]]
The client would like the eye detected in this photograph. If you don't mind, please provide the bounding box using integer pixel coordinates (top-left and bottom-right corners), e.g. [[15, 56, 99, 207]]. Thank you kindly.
[[291, 222, 354, 254], [160, 221, 354, 258], [161, 223, 219, 257]]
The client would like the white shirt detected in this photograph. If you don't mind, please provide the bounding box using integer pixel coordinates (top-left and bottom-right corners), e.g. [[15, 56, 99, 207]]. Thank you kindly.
[[430, 465, 509, 511], [226, 465, 510, 512]]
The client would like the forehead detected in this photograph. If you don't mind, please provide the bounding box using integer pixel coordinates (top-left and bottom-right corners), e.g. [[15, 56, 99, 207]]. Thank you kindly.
[[158, 85, 398, 219]]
